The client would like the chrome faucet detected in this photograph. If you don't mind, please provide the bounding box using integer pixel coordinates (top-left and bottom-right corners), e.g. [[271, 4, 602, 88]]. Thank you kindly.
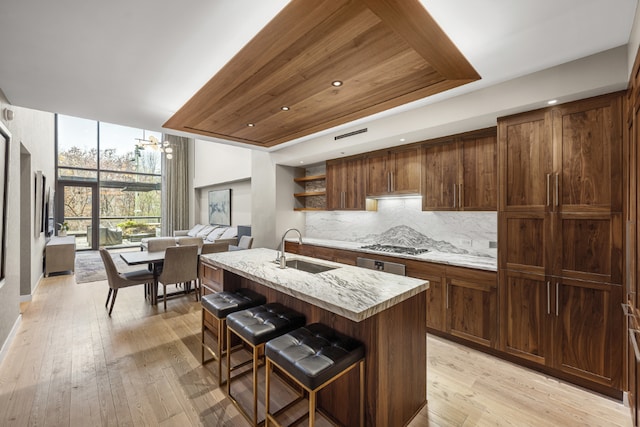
[[278, 228, 302, 268]]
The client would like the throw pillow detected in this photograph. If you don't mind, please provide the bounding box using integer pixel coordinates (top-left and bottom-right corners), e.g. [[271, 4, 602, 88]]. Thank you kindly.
[[219, 226, 238, 240], [205, 227, 226, 242], [187, 224, 205, 237], [196, 225, 215, 238]]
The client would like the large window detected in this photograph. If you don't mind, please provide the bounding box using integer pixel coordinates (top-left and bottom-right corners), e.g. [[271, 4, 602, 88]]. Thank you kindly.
[[56, 114, 163, 249]]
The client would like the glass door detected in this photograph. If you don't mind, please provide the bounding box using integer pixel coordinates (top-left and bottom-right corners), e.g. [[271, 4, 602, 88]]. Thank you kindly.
[[57, 182, 98, 250]]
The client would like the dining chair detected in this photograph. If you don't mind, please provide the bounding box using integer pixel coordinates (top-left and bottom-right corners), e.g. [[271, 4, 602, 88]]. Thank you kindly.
[[147, 237, 177, 252], [157, 245, 199, 310], [228, 235, 253, 251], [99, 248, 155, 316]]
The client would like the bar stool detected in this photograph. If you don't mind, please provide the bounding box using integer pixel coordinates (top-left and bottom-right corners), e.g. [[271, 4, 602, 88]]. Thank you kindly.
[[201, 289, 267, 384], [264, 323, 365, 427], [226, 303, 306, 426]]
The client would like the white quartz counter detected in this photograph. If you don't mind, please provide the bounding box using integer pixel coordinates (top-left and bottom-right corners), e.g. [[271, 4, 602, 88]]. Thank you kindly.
[[289, 237, 498, 271], [201, 247, 429, 322]]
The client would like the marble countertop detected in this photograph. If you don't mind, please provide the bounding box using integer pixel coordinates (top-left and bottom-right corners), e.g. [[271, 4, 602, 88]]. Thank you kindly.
[[287, 237, 497, 272], [201, 248, 429, 322]]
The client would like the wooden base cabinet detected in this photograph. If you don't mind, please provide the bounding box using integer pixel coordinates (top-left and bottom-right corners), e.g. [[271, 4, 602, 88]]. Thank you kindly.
[[445, 267, 498, 348], [501, 271, 623, 390], [286, 241, 497, 348], [501, 270, 549, 365], [553, 278, 622, 388]]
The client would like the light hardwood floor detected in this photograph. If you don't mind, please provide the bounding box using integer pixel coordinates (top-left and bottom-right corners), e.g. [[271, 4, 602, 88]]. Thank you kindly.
[[0, 274, 632, 426]]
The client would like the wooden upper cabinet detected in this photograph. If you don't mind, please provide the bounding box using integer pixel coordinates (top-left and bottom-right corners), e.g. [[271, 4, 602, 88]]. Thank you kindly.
[[366, 147, 420, 196], [461, 135, 497, 210], [325, 159, 342, 210], [499, 94, 622, 214], [422, 142, 458, 209], [422, 129, 497, 211], [498, 110, 553, 212], [392, 148, 421, 194], [554, 96, 623, 213], [326, 157, 366, 210]]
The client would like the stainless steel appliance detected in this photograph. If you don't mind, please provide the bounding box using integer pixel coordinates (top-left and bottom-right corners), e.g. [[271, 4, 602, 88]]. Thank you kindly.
[[356, 257, 406, 276], [360, 244, 429, 256]]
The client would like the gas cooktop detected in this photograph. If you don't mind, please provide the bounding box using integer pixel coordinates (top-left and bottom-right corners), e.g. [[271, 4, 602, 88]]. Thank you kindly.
[[360, 244, 429, 255]]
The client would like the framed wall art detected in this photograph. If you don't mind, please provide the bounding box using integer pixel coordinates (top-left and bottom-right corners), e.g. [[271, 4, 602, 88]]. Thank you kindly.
[[208, 189, 231, 226]]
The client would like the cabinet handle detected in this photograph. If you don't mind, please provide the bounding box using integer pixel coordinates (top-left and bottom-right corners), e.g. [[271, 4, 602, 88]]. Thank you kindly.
[[387, 172, 391, 193], [546, 174, 551, 206], [630, 329, 640, 362], [459, 183, 463, 208], [554, 174, 559, 207], [555, 282, 559, 316], [391, 172, 394, 192], [341, 191, 345, 209], [453, 184, 457, 208], [547, 281, 551, 315]]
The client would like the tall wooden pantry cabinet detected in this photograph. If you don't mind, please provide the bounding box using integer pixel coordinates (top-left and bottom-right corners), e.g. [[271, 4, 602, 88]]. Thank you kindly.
[[498, 92, 624, 395]]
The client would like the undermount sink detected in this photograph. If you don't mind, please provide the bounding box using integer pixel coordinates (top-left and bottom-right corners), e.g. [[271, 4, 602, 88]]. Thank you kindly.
[[275, 259, 337, 274]]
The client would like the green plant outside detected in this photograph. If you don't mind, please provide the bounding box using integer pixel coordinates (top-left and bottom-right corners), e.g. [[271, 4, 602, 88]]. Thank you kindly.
[[116, 220, 156, 238]]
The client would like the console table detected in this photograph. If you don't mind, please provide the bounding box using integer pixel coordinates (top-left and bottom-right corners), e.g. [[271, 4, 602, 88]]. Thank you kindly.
[[45, 236, 76, 277]]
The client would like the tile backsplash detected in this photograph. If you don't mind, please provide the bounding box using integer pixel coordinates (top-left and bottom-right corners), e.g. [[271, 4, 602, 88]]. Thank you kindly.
[[305, 198, 497, 258]]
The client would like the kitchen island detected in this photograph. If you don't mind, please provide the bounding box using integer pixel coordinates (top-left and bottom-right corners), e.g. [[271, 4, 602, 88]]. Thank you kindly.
[[201, 248, 429, 427]]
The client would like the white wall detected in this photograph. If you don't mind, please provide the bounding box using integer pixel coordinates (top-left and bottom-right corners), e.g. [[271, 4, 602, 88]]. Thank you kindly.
[[193, 139, 251, 188], [250, 151, 277, 248], [0, 98, 54, 296], [0, 93, 55, 356], [629, 1, 640, 77], [196, 179, 252, 227], [191, 138, 254, 229]]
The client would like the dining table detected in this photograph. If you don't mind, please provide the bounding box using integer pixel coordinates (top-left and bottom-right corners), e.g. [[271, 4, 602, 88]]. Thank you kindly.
[[120, 249, 199, 305]]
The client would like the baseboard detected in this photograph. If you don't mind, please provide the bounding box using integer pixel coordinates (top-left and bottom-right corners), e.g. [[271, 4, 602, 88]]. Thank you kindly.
[[0, 314, 22, 367], [19, 273, 43, 303]]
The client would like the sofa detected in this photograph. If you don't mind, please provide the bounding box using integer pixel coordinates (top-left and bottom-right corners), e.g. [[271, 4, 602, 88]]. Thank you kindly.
[[141, 224, 251, 254]]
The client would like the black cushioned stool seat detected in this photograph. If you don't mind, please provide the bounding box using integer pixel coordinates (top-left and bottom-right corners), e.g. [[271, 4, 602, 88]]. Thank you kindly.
[[200, 288, 266, 385], [264, 323, 365, 427], [226, 303, 306, 426]]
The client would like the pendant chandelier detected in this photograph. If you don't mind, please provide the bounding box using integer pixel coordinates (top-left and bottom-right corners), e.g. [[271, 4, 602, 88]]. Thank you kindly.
[[134, 132, 174, 159]]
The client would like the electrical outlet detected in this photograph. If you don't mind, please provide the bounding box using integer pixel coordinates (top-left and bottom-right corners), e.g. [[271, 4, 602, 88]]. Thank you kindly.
[[460, 239, 472, 246], [489, 241, 498, 249]]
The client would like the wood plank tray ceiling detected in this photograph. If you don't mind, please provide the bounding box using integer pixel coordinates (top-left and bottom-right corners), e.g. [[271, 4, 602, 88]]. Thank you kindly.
[[164, 0, 480, 148]]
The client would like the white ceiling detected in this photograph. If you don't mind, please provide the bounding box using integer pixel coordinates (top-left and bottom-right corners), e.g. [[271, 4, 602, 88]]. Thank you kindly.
[[0, 0, 637, 159]]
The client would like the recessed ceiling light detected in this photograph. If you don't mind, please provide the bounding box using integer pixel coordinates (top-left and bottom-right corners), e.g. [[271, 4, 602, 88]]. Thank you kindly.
[[547, 99, 558, 105], [247, 123, 255, 127], [299, 160, 304, 164], [281, 106, 290, 111], [331, 81, 343, 87], [400, 138, 406, 142]]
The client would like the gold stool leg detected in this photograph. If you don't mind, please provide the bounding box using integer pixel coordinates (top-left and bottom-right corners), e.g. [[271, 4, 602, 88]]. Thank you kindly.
[[201, 308, 205, 363], [253, 344, 260, 426], [265, 358, 271, 427], [308, 389, 316, 427], [217, 317, 224, 384], [360, 359, 365, 427], [226, 327, 232, 398]]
